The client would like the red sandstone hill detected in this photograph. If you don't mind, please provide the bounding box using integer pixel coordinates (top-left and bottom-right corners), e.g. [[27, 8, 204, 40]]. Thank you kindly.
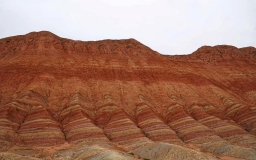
[[0, 31, 256, 160]]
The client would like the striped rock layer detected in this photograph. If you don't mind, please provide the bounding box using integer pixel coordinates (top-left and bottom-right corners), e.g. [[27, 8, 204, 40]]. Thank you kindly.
[[0, 31, 256, 159]]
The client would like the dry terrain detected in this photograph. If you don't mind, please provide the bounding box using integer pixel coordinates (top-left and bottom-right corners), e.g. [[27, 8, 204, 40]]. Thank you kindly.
[[0, 31, 256, 159]]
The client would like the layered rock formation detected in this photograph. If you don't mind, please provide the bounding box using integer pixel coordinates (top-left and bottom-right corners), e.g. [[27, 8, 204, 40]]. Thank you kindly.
[[0, 31, 256, 159]]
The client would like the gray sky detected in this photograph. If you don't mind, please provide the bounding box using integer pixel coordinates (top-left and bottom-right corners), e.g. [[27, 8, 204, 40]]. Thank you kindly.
[[0, 0, 255, 55]]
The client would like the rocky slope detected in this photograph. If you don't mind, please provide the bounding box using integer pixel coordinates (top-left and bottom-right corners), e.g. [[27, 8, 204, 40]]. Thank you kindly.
[[0, 31, 256, 159]]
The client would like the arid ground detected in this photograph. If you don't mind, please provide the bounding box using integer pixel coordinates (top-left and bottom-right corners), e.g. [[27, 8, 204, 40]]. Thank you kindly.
[[0, 31, 256, 160]]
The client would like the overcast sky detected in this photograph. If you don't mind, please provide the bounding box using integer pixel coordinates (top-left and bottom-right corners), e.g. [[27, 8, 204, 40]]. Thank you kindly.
[[0, 0, 255, 55]]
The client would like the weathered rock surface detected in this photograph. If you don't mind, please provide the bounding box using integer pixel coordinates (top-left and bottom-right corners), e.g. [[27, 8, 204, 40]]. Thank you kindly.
[[0, 31, 256, 159]]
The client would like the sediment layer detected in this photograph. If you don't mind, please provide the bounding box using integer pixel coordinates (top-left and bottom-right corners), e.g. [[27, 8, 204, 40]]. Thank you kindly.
[[1, 31, 256, 159]]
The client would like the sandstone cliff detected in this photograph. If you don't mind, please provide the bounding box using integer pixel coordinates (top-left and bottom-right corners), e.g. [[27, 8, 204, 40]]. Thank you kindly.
[[0, 31, 256, 159]]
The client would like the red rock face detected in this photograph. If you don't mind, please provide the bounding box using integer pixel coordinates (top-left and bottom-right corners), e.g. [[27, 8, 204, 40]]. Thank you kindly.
[[1, 31, 256, 159], [135, 103, 184, 145], [188, 105, 256, 147]]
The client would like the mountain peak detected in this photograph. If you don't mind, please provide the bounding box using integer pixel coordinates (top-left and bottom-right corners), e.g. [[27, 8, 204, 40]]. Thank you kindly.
[[168, 45, 256, 63], [0, 31, 159, 59], [25, 30, 59, 38]]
